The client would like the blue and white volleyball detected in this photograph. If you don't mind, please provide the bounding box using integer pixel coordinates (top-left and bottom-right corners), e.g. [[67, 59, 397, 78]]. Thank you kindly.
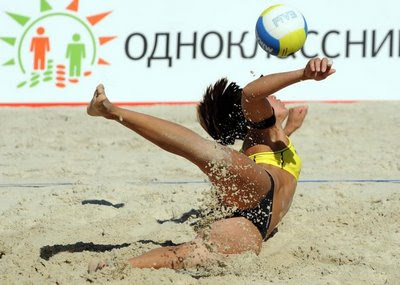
[[256, 4, 308, 58]]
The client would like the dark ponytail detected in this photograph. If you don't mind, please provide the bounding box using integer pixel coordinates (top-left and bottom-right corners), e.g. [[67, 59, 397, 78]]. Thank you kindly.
[[197, 78, 249, 145]]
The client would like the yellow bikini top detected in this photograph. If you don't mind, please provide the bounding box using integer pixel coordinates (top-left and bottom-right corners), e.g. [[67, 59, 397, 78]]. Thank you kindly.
[[247, 138, 302, 180]]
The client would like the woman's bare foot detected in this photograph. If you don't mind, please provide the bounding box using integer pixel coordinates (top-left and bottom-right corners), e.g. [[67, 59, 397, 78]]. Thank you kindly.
[[284, 105, 308, 136], [88, 259, 108, 273], [87, 84, 114, 118]]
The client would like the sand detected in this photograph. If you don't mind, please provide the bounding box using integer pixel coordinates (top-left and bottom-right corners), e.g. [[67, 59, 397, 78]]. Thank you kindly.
[[0, 102, 399, 285]]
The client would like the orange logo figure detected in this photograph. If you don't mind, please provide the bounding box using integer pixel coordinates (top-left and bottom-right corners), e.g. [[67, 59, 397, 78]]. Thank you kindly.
[[30, 27, 50, 70]]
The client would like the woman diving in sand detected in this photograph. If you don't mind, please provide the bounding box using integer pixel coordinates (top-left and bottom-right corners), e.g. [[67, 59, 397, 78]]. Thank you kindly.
[[87, 57, 335, 270]]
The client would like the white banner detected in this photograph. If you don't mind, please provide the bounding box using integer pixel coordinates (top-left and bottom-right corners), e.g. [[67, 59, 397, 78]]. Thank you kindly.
[[0, 0, 399, 104]]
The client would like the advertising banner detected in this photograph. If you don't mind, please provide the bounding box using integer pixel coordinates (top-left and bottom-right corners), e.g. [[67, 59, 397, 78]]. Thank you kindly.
[[0, 0, 399, 104]]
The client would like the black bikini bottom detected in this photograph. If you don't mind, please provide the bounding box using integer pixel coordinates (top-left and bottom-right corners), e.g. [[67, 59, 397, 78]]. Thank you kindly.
[[232, 171, 274, 240]]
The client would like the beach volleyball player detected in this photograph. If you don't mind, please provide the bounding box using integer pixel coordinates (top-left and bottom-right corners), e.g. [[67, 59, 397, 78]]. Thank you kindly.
[[87, 57, 335, 270]]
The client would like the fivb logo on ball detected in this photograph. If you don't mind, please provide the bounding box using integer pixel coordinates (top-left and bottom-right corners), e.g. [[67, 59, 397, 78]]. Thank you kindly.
[[1, 0, 116, 89]]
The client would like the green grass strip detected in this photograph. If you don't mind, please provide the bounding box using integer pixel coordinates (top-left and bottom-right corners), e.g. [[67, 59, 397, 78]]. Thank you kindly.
[[30, 74, 40, 81], [29, 81, 40, 88], [17, 81, 27, 88]]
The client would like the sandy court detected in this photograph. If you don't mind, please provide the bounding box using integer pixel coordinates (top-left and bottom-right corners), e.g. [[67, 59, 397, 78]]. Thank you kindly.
[[0, 102, 399, 284]]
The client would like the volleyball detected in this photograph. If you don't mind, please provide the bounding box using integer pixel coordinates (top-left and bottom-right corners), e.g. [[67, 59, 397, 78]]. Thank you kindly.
[[256, 4, 308, 58]]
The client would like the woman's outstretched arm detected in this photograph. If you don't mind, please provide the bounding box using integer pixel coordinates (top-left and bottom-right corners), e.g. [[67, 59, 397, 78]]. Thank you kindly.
[[241, 57, 335, 123]]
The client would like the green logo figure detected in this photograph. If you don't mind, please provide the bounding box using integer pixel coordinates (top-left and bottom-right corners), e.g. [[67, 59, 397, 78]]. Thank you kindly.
[[66, 33, 86, 77]]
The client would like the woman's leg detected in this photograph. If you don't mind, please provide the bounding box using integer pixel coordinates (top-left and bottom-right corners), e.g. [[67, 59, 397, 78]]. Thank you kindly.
[[128, 238, 213, 269], [128, 217, 262, 269], [87, 84, 271, 209]]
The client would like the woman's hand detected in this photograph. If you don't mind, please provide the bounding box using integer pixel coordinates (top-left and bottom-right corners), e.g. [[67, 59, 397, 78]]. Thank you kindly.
[[302, 57, 336, 81]]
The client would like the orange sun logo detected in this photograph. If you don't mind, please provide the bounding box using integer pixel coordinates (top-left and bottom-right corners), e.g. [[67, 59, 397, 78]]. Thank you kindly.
[[1, 0, 116, 89]]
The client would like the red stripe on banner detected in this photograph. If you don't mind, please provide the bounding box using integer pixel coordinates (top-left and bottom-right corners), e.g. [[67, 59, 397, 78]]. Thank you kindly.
[[0, 100, 360, 108], [284, 100, 359, 104]]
